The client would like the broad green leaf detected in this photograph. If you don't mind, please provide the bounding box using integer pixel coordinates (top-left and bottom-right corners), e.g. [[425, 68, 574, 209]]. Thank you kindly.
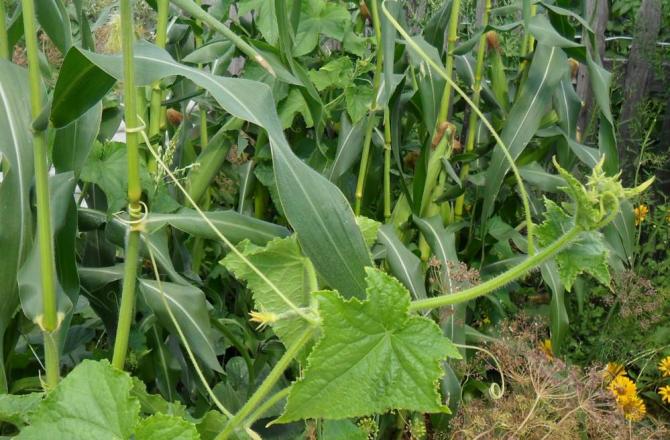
[[53, 103, 102, 176], [238, 0, 279, 46], [222, 236, 311, 348], [536, 199, 610, 291], [34, 0, 72, 54], [345, 84, 374, 124], [377, 225, 427, 300], [0, 393, 43, 427], [80, 141, 151, 213], [139, 279, 223, 373], [53, 42, 372, 299], [0, 60, 34, 391], [293, 0, 350, 56], [17, 360, 140, 440], [195, 411, 228, 440], [308, 57, 354, 91], [482, 44, 567, 221], [278, 87, 313, 128], [586, 53, 618, 175], [326, 113, 366, 182], [134, 414, 199, 440], [278, 268, 460, 422], [603, 200, 635, 265], [406, 36, 445, 135], [182, 40, 234, 64], [356, 216, 381, 249], [145, 209, 289, 245]]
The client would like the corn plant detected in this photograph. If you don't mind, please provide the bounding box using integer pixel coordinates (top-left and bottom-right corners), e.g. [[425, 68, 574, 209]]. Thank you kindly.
[[0, 0, 656, 438]]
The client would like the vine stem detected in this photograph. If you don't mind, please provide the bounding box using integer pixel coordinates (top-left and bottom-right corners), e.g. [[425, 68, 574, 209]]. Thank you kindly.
[[0, 1, 8, 60], [382, 2, 536, 255], [243, 387, 291, 430], [454, 0, 491, 221], [170, 0, 274, 76], [21, 0, 60, 389], [408, 226, 580, 311], [112, 0, 144, 371], [354, 0, 384, 215], [216, 327, 316, 439]]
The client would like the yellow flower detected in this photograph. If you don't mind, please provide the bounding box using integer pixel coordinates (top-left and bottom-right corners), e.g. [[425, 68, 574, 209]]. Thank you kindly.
[[620, 394, 646, 422], [541, 339, 553, 359], [603, 362, 627, 383], [659, 385, 670, 404], [248, 310, 278, 330], [633, 204, 648, 225], [658, 356, 670, 377], [608, 375, 637, 400]]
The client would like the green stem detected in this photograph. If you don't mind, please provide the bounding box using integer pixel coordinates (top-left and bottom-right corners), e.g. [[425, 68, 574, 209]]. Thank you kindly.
[[383, 108, 392, 221], [436, 0, 461, 123], [383, 4, 536, 255], [112, 0, 143, 371], [243, 387, 291, 428], [354, 0, 384, 215], [454, 0, 490, 221], [409, 226, 581, 312], [170, 0, 274, 76], [149, 0, 169, 137], [216, 326, 316, 439], [0, 0, 9, 60], [21, 0, 60, 388]]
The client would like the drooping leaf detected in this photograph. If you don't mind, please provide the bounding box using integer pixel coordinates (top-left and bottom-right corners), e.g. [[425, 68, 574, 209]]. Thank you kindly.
[[0, 60, 34, 391], [222, 236, 311, 348], [482, 44, 567, 221], [278, 268, 460, 422], [536, 199, 610, 291], [377, 225, 427, 300], [53, 42, 372, 300], [134, 413, 199, 440], [145, 209, 289, 245], [138, 279, 223, 373], [17, 360, 140, 440]]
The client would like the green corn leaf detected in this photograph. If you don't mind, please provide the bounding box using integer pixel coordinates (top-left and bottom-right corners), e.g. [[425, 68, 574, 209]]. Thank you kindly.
[[536, 199, 610, 291], [53, 103, 102, 176], [541, 260, 568, 355], [16, 360, 141, 440], [134, 413, 199, 440], [53, 42, 372, 299], [0, 60, 34, 391], [145, 209, 289, 245], [326, 113, 366, 182], [278, 268, 460, 422], [482, 44, 567, 221], [553, 76, 581, 140], [34, 0, 72, 54], [138, 279, 223, 373], [221, 236, 311, 348], [377, 224, 427, 300]]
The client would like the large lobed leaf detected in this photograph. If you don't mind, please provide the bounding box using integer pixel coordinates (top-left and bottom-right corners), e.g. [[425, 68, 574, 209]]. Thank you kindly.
[[278, 268, 460, 422], [222, 235, 311, 348], [536, 199, 610, 291]]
